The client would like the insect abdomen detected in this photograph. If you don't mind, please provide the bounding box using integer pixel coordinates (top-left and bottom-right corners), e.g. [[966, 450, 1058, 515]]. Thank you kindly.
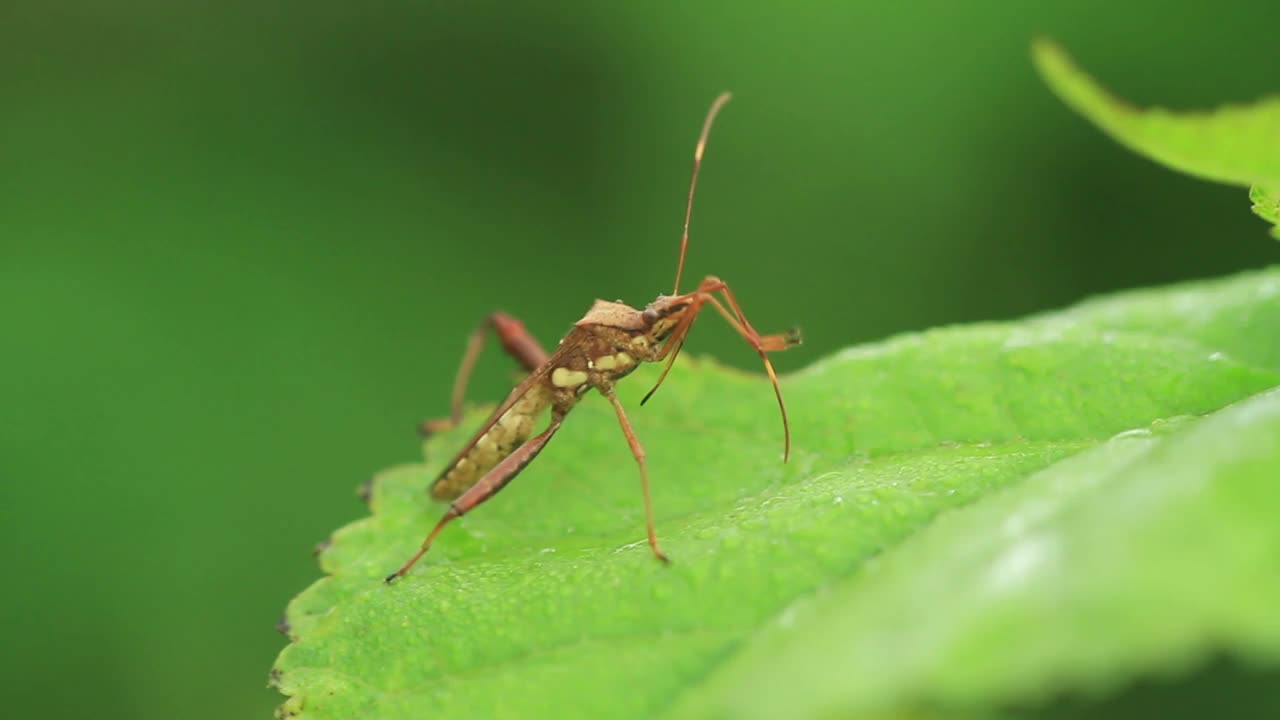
[[430, 382, 554, 500]]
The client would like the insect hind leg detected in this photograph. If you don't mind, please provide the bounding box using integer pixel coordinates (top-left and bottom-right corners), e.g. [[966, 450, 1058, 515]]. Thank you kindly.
[[420, 311, 550, 436], [388, 414, 565, 582]]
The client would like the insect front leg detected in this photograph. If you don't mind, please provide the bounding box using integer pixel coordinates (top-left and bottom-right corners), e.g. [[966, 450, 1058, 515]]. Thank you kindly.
[[420, 312, 550, 435], [599, 385, 670, 564], [388, 412, 566, 582]]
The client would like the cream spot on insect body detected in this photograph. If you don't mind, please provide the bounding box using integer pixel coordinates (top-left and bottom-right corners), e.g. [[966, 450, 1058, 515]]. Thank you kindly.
[[552, 367, 589, 387], [631, 335, 650, 350], [495, 407, 533, 440], [614, 352, 634, 367], [594, 355, 617, 371]]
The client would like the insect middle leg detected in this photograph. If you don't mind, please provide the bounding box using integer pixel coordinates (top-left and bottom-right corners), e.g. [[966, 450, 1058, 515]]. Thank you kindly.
[[420, 312, 549, 435], [600, 385, 670, 564]]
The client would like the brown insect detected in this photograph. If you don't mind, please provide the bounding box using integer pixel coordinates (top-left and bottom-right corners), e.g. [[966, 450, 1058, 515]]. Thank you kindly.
[[386, 93, 802, 583]]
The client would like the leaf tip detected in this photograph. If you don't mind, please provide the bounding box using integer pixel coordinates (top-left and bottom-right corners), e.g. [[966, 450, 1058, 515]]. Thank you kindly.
[[1029, 35, 1064, 67], [1248, 185, 1280, 241]]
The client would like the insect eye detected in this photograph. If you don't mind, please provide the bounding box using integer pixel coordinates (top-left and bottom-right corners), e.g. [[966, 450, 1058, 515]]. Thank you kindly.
[[642, 307, 660, 325]]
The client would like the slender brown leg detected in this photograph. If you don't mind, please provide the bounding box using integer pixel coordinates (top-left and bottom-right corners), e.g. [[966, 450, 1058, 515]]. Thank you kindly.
[[420, 312, 550, 435], [387, 413, 566, 583], [705, 295, 800, 352], [600, 385, 670, 564], [703, 283, 799, 461]]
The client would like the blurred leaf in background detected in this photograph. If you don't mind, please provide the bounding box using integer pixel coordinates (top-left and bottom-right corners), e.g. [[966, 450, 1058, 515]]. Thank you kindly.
[[1, 2, 1277, 719], [1252, 185, 1280, 238], [1031, 38, 1280, 239]]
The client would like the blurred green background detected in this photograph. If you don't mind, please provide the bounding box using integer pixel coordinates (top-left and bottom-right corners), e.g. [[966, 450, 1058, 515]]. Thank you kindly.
[[2, 2, 1277, 718]]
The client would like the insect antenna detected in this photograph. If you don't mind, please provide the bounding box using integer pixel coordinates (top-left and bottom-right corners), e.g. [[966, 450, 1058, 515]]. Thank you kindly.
[[672, 92, 733, 295]]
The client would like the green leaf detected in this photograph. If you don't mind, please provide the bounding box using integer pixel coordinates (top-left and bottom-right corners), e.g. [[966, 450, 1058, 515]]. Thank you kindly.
[[668, 386, 1280, 720], [272, 268, 1280, 719], [1251, 185, 1280, 239], [1031, 38, 1280, 189], [1032, 39, 1280, 240]]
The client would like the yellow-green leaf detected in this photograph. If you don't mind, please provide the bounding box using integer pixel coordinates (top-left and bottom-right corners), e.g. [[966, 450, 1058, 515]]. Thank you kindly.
[[1031, 38, 1280, 190], [1251, 185, 1280, 239]]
